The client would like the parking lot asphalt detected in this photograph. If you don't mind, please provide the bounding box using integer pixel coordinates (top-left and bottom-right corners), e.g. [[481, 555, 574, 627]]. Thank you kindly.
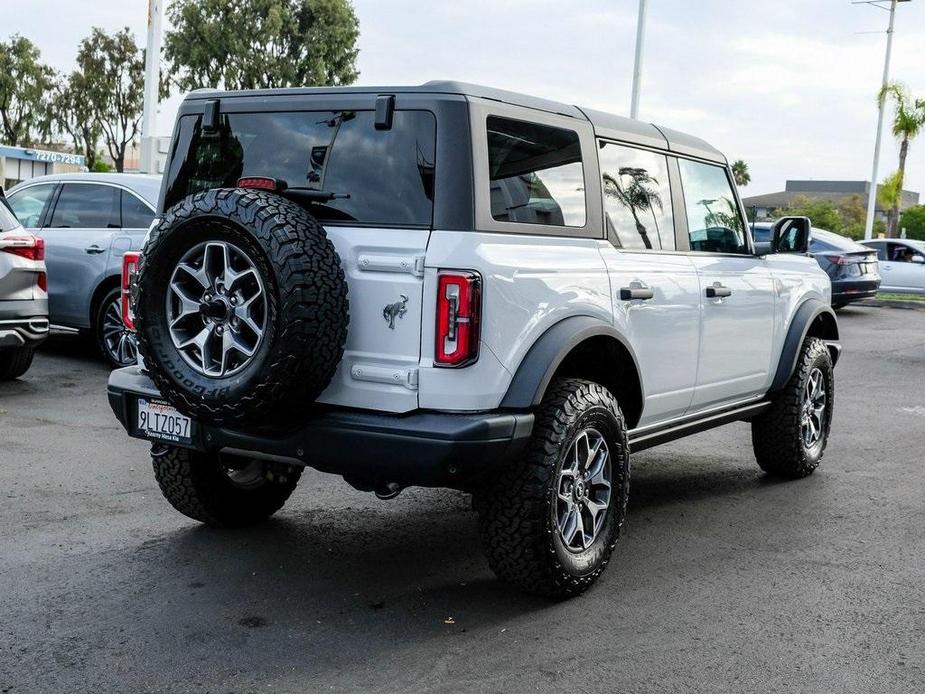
[[1, 304, 924, 694]]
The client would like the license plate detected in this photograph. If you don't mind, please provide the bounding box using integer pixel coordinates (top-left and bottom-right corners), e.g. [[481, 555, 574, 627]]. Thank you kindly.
[[135, 398, 193, 445]]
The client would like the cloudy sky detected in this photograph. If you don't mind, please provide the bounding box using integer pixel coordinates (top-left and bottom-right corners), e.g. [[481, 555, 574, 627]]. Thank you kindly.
[[6, 0, 925, 196]]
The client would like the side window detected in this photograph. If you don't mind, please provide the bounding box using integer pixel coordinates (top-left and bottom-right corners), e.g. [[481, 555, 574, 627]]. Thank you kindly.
[[50, 184, 119, 229], [866, 242, 886, 260], [121, 190, 155, 228], [678, 159, 748, 254], [7, 184, 56, 228], [487, 116, 586, 227], [599, 142, 674, 250]]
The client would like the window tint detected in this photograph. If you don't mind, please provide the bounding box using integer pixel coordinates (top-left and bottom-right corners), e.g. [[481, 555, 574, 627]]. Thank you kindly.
[[487, 116, 585, 227], [7, 183, 56, 228], [0, 196, 21, 232], [868, 242, 887, 260], [751, 226, 771, 243], [599, 142, 674, 250], [121, 190, 154, 228], [678, 159, 748, 254], [50, 184, 119, 229], [165, 110, 436, 227], [809, 237, 836, 253]]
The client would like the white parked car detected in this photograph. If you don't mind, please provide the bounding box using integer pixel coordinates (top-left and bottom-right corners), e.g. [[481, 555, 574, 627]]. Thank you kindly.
[[860, 238, 925, 295], [0, 189, 48, 379], [108, 82, 841, 597]]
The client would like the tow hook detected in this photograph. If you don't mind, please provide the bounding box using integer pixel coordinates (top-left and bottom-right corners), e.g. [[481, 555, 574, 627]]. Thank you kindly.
[[375, 482, 403, 500]]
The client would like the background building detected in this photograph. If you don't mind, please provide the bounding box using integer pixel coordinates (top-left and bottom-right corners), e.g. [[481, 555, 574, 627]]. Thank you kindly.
[[1, 144, 85, 189], [742, 180, 920, 222]]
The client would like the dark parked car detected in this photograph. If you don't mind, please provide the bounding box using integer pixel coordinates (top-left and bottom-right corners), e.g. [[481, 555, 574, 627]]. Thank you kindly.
[[6, 173, 159, 367], [753, 223, 880, 308]]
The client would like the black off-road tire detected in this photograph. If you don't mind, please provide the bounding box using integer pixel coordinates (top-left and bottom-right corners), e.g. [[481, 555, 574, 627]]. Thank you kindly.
[[752, 337, 834, 478], [135, 188, 348, 426], [0, 347, 34, 380], [152, 445, 302, 527], [477, 378, 630, 598]]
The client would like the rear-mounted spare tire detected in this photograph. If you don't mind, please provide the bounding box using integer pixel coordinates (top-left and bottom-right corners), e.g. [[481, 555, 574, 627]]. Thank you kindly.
[[135, 188, 348, 426]]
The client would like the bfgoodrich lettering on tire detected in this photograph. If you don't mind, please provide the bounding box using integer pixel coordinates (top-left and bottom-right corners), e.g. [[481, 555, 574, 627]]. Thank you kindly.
[[751, 337, 834, 478], [477, 378, 630, 597], [135, 188, 349, 426]]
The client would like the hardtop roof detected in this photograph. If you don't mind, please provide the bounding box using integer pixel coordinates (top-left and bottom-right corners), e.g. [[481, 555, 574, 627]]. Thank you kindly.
[[184, 80, 727, 164]]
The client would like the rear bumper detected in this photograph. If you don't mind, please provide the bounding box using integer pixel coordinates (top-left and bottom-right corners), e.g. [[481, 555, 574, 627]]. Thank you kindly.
[[832, 279, 880, 304], [107, 367, 534, 489], [0, 299, 49, 349]]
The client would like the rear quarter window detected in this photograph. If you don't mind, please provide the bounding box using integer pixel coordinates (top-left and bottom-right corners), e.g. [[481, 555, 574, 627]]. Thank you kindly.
[[164, 110, 436, 227], [0, 197, 21, 232]]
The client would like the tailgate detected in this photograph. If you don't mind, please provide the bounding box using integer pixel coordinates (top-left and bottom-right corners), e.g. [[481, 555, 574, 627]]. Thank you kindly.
[[315, 227, 429, 413]]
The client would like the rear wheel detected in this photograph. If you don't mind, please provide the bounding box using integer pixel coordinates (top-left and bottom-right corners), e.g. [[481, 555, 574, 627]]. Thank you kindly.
[[752, 337, 834, 478], [96, 287, 137, 368], [0, 347, 34, 380], [151, 445, 302, 527], [477, 378, 630, 598]]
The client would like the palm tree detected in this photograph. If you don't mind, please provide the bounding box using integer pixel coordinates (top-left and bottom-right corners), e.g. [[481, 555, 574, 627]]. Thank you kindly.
[[731, 159, 751, 187], [602, 167, 664, 249], [877, 170, 904, 237], [878, 82, 925, 237]]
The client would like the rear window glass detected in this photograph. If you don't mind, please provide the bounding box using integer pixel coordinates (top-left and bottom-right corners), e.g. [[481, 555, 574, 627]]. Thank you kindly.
[[487, 116, 585, 227], [164, 110, 436, 227], [0, 197, 21, 232]]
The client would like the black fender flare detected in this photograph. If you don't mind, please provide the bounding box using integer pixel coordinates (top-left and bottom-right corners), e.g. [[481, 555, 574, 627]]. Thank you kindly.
[[769, 298, 840, 392], [500, 315, 644, 409]]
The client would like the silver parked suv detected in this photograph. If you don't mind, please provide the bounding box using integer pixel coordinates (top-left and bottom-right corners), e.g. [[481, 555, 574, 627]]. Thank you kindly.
[[0, 189, 48, 379], [108, 82, 841, 597], [6, 173, 158, 367]]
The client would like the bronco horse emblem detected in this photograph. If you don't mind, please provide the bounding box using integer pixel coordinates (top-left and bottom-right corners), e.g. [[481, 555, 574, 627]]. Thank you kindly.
[[383, 294, 409, 329]]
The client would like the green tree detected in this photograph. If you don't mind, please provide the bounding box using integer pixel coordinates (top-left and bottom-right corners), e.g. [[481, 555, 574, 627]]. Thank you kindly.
[[878, 82, 925, 237], [899, 204, 925, 241], [77, 28, 145, 172], [0, 35, 56, 146], [53, 72, 102, 170], [731, 159, 750, 187], [837, 193, 867, 239], [773, 195, 842, 233], [165, 0, 360, 91], [877, 170, 904, 238]]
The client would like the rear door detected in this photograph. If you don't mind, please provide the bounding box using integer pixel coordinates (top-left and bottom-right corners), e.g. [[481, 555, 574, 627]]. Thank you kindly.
[[162, 105, 437, 412], [596, 141, 701, 425], [676, 158, 776, 410], [41, 183, 120, 327]]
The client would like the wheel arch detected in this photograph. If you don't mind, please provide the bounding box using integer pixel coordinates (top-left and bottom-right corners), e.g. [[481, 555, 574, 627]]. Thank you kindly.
[[89, 275, 122, 329], [769, 298, 840, 393], [500, 316, 645, 429]]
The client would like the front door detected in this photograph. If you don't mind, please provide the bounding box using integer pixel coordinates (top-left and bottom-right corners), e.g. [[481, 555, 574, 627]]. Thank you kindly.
[[597, 141, 701, 425], [676, 158, 776, 410], [881, 242, 925, 292]]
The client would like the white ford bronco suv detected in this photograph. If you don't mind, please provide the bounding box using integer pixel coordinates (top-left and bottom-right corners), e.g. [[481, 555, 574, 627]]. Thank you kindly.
[[108, 82, 840, 597]]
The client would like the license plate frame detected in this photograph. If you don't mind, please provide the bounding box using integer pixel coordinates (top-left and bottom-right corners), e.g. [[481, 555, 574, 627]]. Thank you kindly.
[[133, 397, 195, 446]]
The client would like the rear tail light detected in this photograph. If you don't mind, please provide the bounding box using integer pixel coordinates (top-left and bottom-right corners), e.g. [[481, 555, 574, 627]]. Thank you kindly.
[[435, 271, 481, 367], [121, 251, 141, 331], [37, 272, 47, 293], [0, 234, 44, 261], [823, 254, 853, 266], [237, 176, 285, 192]]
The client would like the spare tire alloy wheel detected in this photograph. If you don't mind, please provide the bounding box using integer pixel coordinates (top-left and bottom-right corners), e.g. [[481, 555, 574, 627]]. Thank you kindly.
[[136, 188, 349, 426], [167, 241, 267, 377], [99, 287, 138, 368]]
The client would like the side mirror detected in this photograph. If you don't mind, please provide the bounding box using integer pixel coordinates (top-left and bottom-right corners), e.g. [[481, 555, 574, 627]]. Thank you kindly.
[[771, 216, 811, 254], [912, 255, 925, 265]]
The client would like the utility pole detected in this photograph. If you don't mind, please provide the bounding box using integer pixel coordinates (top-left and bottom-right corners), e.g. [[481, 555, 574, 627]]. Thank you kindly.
[[629, 0, 648, 120], [140, 0, 164, 175], [860, 0, 909, 240]]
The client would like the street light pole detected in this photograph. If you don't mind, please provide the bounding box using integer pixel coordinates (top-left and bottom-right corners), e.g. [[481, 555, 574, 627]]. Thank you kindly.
[[629, 0, 648, 120], [140, 0, 164, 174], [863, 0, 900, 240]]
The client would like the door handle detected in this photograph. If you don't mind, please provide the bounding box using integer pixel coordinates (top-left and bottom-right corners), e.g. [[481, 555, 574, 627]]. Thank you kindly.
[[705, 283, 732, 298], [84, 245, 106, 255], [620, 286, 654, 301]]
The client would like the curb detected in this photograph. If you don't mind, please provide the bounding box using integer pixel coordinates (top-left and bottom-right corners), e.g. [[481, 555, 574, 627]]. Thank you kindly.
[[856, 298, 925, 311]]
